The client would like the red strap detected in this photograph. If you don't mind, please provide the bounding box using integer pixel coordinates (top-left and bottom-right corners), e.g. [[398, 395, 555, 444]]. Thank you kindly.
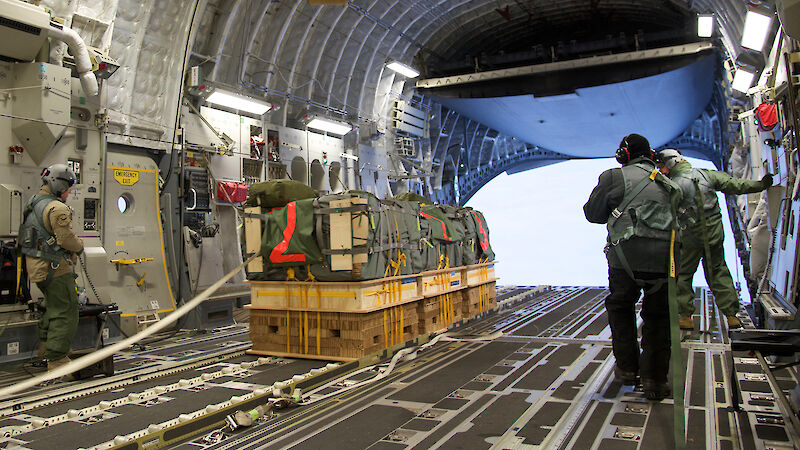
[[270, 201, 306, 263], [471, 212, 489, 251], [421, 212, 452, 241]]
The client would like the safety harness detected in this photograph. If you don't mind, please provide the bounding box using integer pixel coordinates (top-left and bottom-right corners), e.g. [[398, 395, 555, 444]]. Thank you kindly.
[[606, 163, 679, 293], [18, 194, 71, 286]]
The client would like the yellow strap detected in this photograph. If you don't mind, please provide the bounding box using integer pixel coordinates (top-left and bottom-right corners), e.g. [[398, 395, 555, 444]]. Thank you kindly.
[[670, 229, 676, 277], [390, 251, 407, 277], [384, 261, 392, 278], [447, 293, 452, 325], [438, 295, 443, 330], [316, 311, 321, 355], [650, 169, 659, 180], [286, 267, 299, 281], [109, 257, 154, 265], [304, 265, 317, 282], [15, 256, 22, 298]]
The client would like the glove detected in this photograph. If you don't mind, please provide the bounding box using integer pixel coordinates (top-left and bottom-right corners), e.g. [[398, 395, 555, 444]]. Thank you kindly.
[[761, 173, 773, 187]]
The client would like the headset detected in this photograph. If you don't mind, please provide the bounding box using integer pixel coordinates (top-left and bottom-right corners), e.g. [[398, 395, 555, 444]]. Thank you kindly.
[[614, 136, 631, 165], [615, 134, 655, 165]]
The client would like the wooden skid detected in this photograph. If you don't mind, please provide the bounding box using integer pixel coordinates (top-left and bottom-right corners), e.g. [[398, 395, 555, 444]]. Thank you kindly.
[[419, 268, 464, 297], [417, 293, 463, 334], [461, 282, 497, 317], [249, 276, 421, 312], [249, 282, 491, 360], [462, 263, 497, 287], [250, 304, 418, 360], [248, 262, 496, 360], [248, 262, 496, 313]]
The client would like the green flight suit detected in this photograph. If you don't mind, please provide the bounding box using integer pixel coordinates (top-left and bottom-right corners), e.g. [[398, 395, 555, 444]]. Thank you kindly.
[[669, 161, 768, 317], [21, 186, 84, 361], [37, 274, 79, 361]]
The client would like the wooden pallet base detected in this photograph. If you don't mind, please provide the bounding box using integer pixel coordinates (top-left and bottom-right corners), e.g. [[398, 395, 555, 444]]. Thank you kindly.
[[462, 282, 497, 317], [249, 284, 494, 360]]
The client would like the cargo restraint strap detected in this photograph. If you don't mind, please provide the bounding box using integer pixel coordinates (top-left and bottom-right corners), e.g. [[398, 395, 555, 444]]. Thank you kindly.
[[383, 305, 404, 347], [283, 267, 323, 355]]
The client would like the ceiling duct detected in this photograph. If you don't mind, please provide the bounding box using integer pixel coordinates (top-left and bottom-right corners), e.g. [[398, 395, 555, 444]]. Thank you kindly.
[[0, 0, 49, 62]]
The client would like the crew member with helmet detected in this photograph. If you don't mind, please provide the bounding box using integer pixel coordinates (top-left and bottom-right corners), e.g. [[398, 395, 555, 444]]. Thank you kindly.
[[19, 164, 83, 376], [583, 134, 682, 400], [655, 148, 772, 330]]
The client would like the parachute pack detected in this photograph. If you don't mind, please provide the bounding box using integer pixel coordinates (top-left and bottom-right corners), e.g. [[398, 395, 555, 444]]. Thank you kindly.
[[244, 184, 494, 282]]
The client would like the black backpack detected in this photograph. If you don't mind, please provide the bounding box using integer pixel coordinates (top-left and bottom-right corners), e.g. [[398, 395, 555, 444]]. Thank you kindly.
[[0, 240, 30, 304]]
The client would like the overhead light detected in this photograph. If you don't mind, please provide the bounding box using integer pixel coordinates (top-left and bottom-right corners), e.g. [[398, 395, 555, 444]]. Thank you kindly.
[[307, 117, 352, 135], [741, 9, 773, 51], [732, 68, 756, 93], [206, 89, 272, 115], [697, 14, 714, 37], [386, 61, 420, 78]]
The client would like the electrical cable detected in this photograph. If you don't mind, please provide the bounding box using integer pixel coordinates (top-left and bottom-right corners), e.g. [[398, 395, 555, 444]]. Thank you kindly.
[[0, 254, 259, 398]]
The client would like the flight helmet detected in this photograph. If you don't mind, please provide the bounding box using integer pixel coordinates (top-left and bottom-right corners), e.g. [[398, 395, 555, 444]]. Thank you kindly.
[[655, 149, 684, 170], [41, 164, 76, 196]]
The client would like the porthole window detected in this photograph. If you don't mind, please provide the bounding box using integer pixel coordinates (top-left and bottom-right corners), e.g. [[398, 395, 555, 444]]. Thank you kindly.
[[117, 193, 133, 213]]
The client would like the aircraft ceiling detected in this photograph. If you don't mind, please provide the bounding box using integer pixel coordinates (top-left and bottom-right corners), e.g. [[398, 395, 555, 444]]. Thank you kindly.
[[192, 0, 751, 135], [34, 0, 759, 172]]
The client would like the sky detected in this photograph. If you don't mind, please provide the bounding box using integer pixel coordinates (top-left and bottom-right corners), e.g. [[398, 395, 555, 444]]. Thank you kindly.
[[466, 157, 751, 303]]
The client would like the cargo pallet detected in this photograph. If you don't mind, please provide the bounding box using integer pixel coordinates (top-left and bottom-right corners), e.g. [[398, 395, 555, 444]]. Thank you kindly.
[[247, 263, 497, 361]]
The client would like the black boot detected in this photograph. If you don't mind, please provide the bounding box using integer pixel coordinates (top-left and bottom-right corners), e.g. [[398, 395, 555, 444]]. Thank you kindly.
[[614, 365, 639, 385], [642, 379, 670, 401]]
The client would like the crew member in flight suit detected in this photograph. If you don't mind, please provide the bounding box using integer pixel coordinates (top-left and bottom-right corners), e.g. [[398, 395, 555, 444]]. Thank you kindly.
[[584, 134, 682, 401], [656, 149, 772, 330], [19, 164, 83, 376]]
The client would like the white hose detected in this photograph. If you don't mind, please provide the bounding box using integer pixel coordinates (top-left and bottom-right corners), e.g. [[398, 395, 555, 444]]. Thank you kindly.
[[301, 331, 504, 405], [48, 23, 99, 98], [0, 254, 258, 400]]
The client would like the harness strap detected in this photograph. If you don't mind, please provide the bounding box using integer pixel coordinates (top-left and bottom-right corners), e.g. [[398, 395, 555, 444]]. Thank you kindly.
[[314, 205, 369, 214], [609, 167, 659, 227], [667, 229, 687, 449]]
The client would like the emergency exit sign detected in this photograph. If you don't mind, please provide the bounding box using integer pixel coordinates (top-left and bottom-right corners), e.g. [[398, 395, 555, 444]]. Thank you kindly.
[[113, 169, 139, 185]]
